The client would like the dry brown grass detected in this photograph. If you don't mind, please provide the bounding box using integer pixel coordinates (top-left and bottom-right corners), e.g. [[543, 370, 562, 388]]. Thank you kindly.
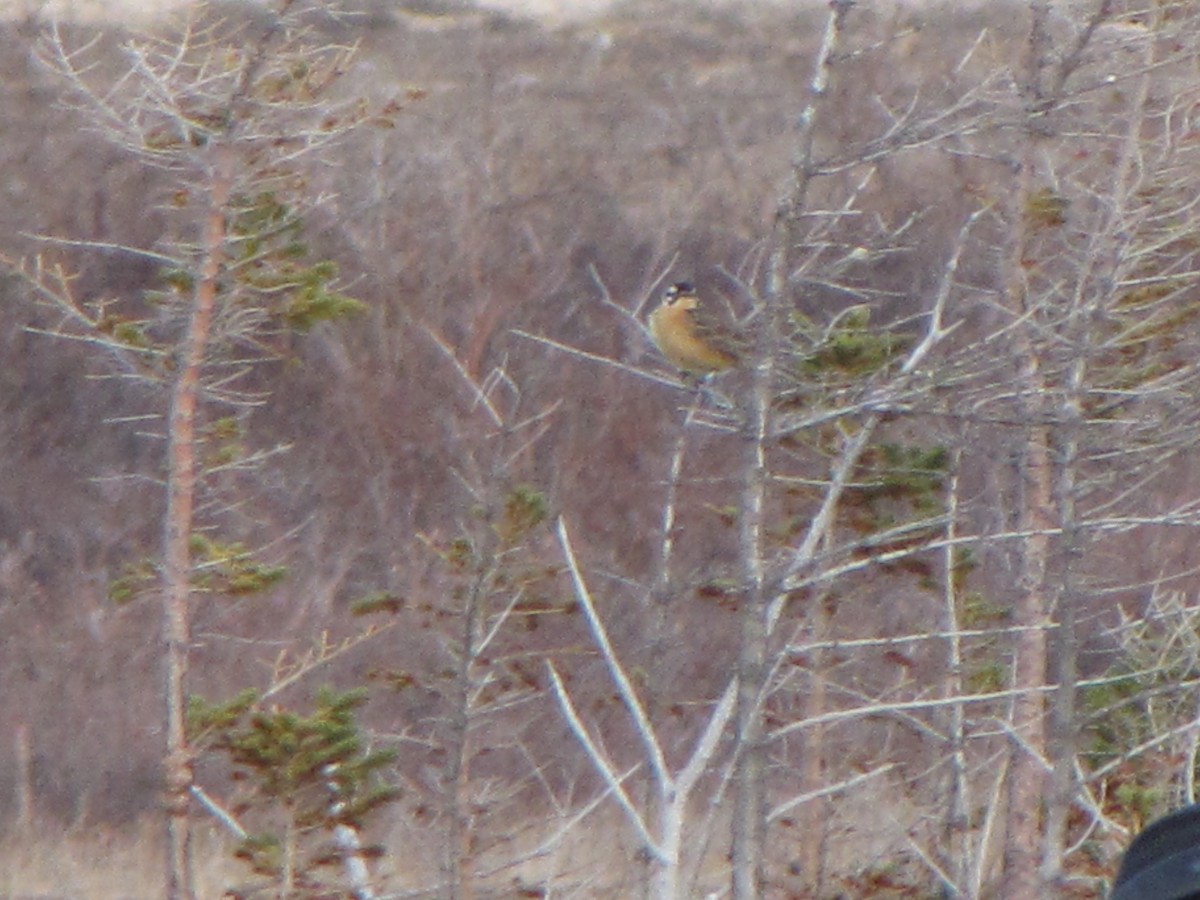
[[0, 794, 928, 898], [0, 817, 240, 900]]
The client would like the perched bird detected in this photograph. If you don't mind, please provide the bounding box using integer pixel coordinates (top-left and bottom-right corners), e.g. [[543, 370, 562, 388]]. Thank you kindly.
[[648, 282, 742, 377]]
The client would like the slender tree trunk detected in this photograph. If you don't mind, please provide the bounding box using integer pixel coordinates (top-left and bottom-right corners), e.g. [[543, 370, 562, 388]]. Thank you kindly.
[[730, 629, 768, 900], [997, 5, 1056, 894], [730, 298, 773, 900], [163, 144, 235, 900], [445, 569, 485, 900], [1042, 397, 1082, 888], [940, 457, 973, 895], [796, 602, 830, 893], [1001, 418, 1052, 899], [282, 816, 297, 897], [646, 398, 699, 900], [733, 7, 852, 892]]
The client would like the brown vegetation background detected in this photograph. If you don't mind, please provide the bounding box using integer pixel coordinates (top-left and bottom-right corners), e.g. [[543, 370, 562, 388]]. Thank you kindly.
[[0, 0, 1188, 895]]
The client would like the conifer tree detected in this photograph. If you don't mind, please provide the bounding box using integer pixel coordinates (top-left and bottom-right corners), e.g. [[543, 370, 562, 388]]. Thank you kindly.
[[7, 3, 402, 895]]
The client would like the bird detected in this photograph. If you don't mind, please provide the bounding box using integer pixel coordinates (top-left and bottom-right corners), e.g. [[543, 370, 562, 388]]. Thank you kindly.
[[648, 282, 742, 378]]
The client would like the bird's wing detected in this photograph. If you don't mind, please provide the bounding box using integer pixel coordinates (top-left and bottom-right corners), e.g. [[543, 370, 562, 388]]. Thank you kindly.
[[689, 307, 744, 360]]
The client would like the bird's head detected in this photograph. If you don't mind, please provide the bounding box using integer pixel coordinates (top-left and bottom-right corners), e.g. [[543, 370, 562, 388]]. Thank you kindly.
[[663, 282, 700, 311]]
